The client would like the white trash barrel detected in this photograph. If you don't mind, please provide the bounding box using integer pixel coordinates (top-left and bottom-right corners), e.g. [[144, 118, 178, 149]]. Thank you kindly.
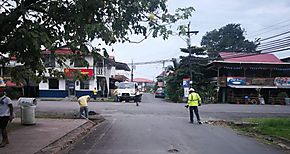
[[18, 98, 37, 125], [21, 106, 36, 125]]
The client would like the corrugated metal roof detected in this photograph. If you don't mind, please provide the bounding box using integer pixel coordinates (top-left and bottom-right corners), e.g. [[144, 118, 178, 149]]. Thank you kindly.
[[43, 48, 81, 55], [219, 52, 283, 63], [133, 78, 154, 83]]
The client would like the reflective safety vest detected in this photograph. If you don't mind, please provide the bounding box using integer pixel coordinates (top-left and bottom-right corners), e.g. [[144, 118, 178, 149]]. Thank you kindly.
[[93, 89, 97, 95], [187, 92, 201, 106]]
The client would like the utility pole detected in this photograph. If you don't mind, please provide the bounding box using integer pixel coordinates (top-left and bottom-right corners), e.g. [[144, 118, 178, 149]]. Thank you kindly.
[[162, 60, 165, 87], [131, 60, 134, 82], [185, 22, 199, 87]]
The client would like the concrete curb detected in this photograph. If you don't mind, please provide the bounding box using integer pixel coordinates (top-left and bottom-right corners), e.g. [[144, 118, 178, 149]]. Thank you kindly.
[[35, 119, 97, 154]]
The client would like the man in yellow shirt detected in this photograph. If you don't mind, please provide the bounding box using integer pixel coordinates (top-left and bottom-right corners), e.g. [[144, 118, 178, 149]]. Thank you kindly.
[[186, 88, 202, 124], [78, 95, 90, 118]]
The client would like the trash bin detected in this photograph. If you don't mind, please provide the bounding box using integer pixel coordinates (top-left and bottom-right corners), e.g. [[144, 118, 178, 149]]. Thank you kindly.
[[18, 98, 37, 125]]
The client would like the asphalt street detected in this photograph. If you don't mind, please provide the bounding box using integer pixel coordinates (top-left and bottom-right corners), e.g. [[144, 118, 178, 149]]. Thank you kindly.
[[64, 93, 288, 154]]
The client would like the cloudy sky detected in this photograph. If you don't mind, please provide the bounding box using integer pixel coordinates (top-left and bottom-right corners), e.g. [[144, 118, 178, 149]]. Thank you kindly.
[[96, 0, 290, 81]]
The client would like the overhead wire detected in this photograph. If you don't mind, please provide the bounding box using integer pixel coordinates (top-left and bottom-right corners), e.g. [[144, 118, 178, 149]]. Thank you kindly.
[[259, 30, 290, 42], [259, 36, 290, 46], [219, 49, 288, 60], [258, 40, 290, 48], [247, 18, 290, 37]]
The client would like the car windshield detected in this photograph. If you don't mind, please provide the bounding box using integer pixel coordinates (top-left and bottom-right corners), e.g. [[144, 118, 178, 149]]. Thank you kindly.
[[118, 82, 135, 89]]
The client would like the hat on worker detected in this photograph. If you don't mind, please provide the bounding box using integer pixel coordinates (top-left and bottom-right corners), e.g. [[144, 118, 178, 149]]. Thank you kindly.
[[189, 88, 195, 92]]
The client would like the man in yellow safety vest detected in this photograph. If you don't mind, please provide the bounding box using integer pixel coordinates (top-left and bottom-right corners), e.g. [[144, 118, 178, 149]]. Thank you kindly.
[[92, 88, 97, 100], [186, 88, 202, 124]]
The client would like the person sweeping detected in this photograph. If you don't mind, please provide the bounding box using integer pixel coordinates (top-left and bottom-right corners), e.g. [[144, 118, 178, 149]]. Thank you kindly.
[[77, 95, 90, 119]]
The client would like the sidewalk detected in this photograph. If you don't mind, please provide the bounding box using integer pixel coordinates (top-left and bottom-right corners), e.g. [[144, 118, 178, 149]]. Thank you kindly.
[[0, 118, 92, 154]]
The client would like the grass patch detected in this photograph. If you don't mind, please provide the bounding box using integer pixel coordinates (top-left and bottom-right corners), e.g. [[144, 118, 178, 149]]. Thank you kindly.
[[238, 118, 290, 141]]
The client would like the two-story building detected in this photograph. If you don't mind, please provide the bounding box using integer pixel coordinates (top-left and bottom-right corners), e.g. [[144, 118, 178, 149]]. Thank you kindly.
[[39, 46, 125, 98], [207, 52, 290, 105]]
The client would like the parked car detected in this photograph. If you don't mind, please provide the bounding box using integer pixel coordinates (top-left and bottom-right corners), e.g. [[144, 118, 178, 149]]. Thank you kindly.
[[155, 89, 165, 98]]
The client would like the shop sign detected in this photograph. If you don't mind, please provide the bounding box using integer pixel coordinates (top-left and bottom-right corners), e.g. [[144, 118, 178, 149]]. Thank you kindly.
[[64, 68, 94, 77], [227, 77, 246, 85], [183, 77, 190, 88], [274, 77, 290, 88], [183, 77, 190, 97]]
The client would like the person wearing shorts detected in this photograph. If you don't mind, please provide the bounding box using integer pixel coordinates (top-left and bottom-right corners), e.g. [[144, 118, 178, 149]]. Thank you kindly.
[[0, 88, 14, 148]]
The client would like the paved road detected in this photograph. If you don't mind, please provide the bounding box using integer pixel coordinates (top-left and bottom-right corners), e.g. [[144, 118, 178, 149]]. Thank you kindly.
[[66, 93, 288, 154]]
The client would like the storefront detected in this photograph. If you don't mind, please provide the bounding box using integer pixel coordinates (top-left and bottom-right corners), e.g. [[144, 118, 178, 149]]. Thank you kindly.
[[39, 68, 97, 98], [208, 61, 290, 104]]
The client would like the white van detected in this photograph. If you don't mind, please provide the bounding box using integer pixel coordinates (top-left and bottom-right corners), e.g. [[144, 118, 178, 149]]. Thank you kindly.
[[116, 81, 137, 102]]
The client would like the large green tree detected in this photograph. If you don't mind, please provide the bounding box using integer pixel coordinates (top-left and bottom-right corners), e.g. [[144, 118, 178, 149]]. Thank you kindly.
[[201, 24, 258, 58], [0, 0, 194, 83], [165, 46, 214, 103]]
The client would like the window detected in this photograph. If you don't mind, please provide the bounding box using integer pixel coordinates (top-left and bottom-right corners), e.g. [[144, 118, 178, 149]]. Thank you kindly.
[[44, 54, 56, 67], [72, 56, 88, 67], [49, 79, 59, 89], [80, 80, 89, 89]]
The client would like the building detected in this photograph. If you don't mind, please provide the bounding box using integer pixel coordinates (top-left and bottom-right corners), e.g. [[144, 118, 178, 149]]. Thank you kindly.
[[133, 78, 154, 92], [39, 46, 129, 98], [207, 52, 290, 104]]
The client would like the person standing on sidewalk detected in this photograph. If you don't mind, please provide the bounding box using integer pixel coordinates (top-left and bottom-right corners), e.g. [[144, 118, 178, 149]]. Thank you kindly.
[[77, 95, 90, 119], [92, 87, 97, 100], [186, 88, 202, 124], [0, 88, 14, 148]]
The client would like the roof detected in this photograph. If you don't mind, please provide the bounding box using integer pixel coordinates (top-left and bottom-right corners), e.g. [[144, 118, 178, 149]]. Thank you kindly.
[[43, 45, 89, 55], [133, 78, 154, 83], [156, 71, 166, 78], [113, 75, 128, 82], [115, 62, 130, 71], [219, 52, 283, 63], [268, 50, 290, 60], [6, 80, 23, 87], [43, 47, 81, 55]]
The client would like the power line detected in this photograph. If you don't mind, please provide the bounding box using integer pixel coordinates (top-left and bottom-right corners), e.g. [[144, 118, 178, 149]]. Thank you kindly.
[[258, 39, 290, 48], [260, 30, 290, 42], [258, 43, 290, 51], [220, 49, 288, 60], [259, 36, 290, 46], [258, 39, 290, 49], [247, 22, 290, 38], [127, 59, 174, 65], [247, 18, 290, 37]]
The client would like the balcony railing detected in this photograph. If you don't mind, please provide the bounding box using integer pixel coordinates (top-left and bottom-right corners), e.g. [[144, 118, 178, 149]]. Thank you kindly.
[[95, 67, 104, 76]]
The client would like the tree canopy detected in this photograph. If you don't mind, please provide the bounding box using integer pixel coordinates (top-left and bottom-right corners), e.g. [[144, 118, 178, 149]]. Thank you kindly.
[[201, 24, 258, 58], [165, 46, 213, 102], [0, 0, 194, 83]]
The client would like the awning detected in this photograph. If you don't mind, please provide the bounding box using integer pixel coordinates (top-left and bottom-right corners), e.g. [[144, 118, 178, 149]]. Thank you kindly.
[[228, 85, 278, 89]]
